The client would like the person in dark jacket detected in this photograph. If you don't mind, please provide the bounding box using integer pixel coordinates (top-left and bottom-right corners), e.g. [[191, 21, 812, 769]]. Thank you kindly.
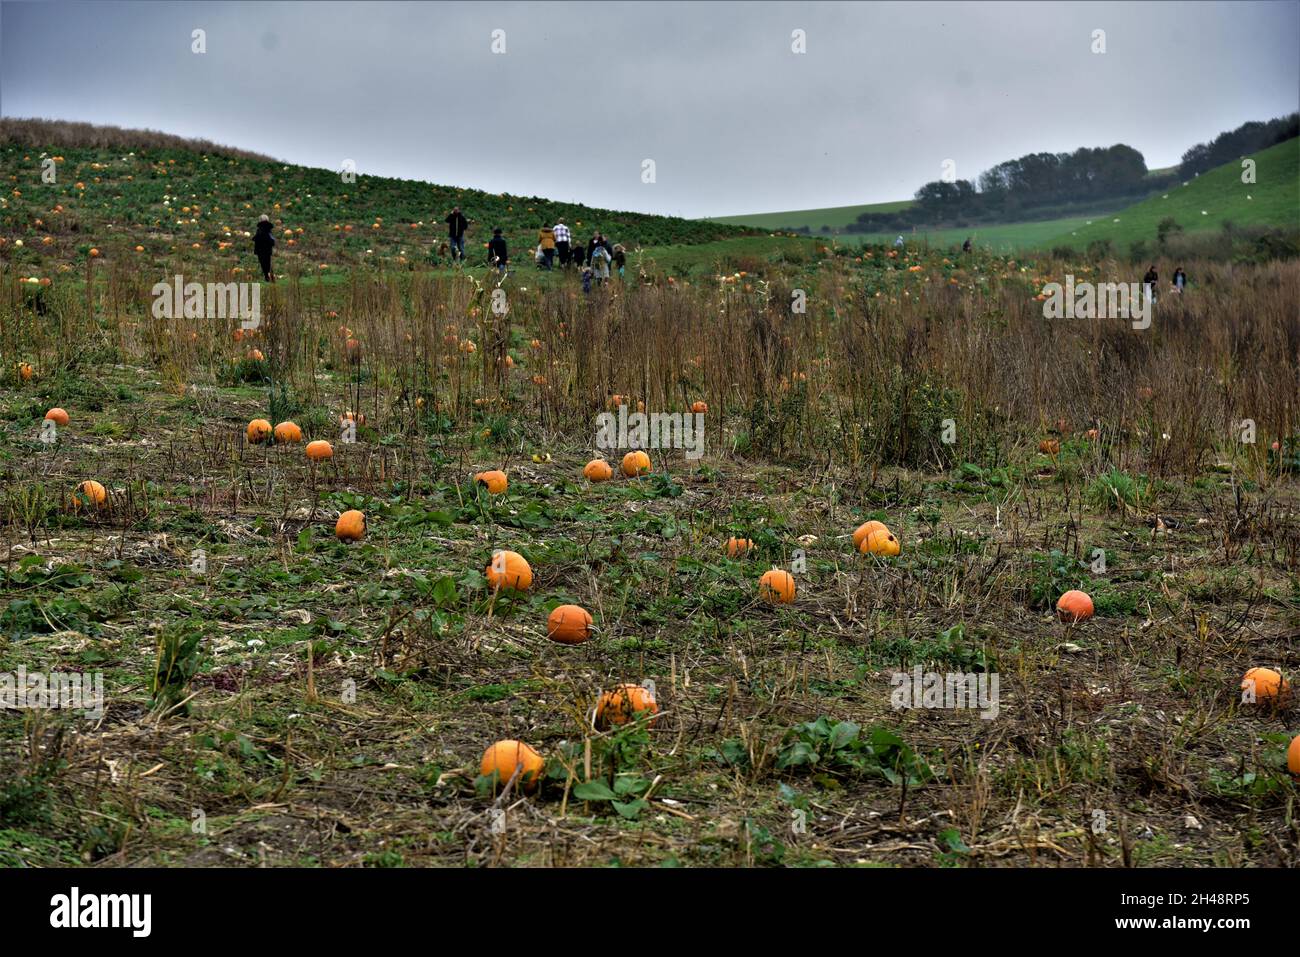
[[488, 228, 508, 274], [1142, 265, 1159, 305], [445, 206, 470, 262], [1172, 267, 1186, 292], [611, 243, 627, 278], [254, 215, 275, 282]]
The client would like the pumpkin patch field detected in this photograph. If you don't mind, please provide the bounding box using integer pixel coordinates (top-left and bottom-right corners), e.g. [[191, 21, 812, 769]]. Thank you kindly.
[[2, 130, 1300, 870]]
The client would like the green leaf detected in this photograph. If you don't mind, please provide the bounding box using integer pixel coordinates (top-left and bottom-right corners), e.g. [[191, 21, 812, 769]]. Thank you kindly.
[[573, 780, 617, 801]]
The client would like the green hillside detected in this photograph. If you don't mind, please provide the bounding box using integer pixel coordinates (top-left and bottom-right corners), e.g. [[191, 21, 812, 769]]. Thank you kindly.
[[1046, 138, 1299, 250], [707, 199, 913, 232], [835, 215, 1103, 253], [0, 120, 753, 277]]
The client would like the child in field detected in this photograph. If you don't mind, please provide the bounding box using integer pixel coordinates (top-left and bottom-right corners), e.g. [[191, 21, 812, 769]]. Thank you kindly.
[[581, 267, 593, 294], [589, 242, 611, 285], [612, 244, 626, 278]]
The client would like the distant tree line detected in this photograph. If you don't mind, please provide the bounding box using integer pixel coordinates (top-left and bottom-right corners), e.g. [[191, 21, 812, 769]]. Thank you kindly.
[[1177, 113, 1298, 177], [841, 114, 1298, 234]]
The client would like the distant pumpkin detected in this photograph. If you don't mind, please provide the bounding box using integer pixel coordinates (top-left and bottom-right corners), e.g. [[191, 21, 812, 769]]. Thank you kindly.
[[75, 480, 107, 507], [546, 604, 593, 644], [1241, 667, 1289, 702], [1038, 439, 1060, 456], [621, 450, 651, 477], [726, 537, 752, 558], [583, 459, 614, 482], [18, 362, 33, 381], [486, 549, 532, 591], [480, 740, 545, 792], [1288, 734, 1300, 776], [305, 440, 334, 461], [595, 683, 658, 729], [246, 418, 273, 444], [44, 407, 69, 426], [475, 469, 508, 494], [860, 528, 900, 557], [759, 568, 796, 603], [273, 421, 302, 443], [335, 509, 366, 541], [691, 401, 708, 414], [1056, 590, 1094, 623]]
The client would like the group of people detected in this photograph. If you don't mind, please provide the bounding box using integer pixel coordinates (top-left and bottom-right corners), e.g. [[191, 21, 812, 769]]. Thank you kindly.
[[1142, 264, 1188, 303], [442, 206, 626, 284]]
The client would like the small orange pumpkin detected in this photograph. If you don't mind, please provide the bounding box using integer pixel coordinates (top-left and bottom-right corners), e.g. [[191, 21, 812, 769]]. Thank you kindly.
[[480, 740, 545, 791], [861, 527, 901, 557], [546, 604, 593, 644], [475, 470, 508, 494], [486, 550, 532, 591], [852, 520, 887, 549], [583, 459, 614, 482], [595, 683, 658, 729], [1038, 439, 1060, 456], [1241, 667, 1289, 702], [76, 480, 107, 507], [44, 407, 70, 426], [339, 411, 366, 428], [273, 421, 302, 443], [305, 440, 334, 461], [246, 348, 265, 362], [759, 568, 796, 603], [621, 450, 651, 477], [246, 418, 273, 444], [1056, 590, 1094, 623], [1288, 734, 1300, 776], [18, 362, 33, 381], [691, 401, 708, 414], [726, 537, 752, 558], [335, 509, 366, 541]]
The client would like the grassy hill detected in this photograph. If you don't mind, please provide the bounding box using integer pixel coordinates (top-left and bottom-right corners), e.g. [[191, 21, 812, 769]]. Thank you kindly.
[[1045, 138, 1299, 250], [707, 199, 913, 233], [0, 119, 754, 278]]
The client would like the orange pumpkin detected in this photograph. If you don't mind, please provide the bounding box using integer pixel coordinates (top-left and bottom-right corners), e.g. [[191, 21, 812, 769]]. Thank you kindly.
[[608, 394, 625, 409], [1288, 734, 1300, 776], [1241, 667, 1289, 702], [305, 440, 334, 461], [18, 362, 33, 381], [546, 604, 593, 644], [726, 537, 752, 558], [860, 527, 900, 557], [486, 550, 532, 591], [270, 421, 300, 444], [1084, 428, 1099, 441], [1038, 439, 1060, 456], [759, 568, 796, 603], [344, 338, 362, 363], [335, 510, 366, 541], [246, 418, 273, 444], [1055, 590, 1094, 623], [621, 450, 651, 477], [691, 401, 708, 414], [583, 459, 614, 482], [852, 520, 887, 549], [475, 470, 508, 494], [339, 411, 366, 428], [480, 740, 545, 791], [76, 480, 107, 507], [44, 407, 69, 426], [246, 348, 265, 362], [596, 683, 658, 729]]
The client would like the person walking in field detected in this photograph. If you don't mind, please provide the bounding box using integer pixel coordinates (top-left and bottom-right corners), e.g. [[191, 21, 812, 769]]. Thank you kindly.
[[611, 243, 627, 279], [445, 206, 470, 263], [254, 214, 276, 282], [589, 240, 612, 285], [1143, 264, 1159, 305], [1172, 266, 1187, 292], [538, 224, 556, 270], [488, 227, 509, 275], [553, 220, 571, 267], [962, 237, 972, 253]]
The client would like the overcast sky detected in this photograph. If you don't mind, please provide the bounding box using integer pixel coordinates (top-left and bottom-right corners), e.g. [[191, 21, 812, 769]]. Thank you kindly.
[[2, 1, 1297, 218]]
